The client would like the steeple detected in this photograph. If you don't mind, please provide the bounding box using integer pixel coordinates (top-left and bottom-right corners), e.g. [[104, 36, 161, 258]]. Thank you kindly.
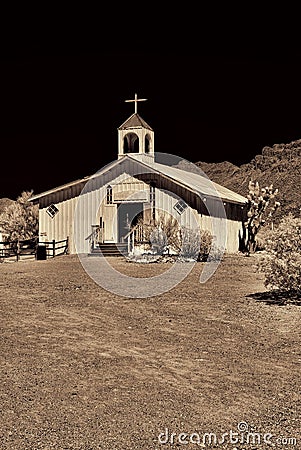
[[118, 94, 154, 162]]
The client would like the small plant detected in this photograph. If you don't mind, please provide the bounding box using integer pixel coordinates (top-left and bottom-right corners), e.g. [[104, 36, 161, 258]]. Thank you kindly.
[[180, 227, 201, 260], [257, 212, 301, 299], [198, 230, 213, 261]]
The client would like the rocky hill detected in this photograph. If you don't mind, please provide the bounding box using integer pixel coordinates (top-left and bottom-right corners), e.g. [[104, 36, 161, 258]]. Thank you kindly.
[[196, 138, 301, 222]]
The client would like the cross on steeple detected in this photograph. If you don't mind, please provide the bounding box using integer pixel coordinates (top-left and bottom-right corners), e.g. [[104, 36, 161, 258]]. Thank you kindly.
[[125, 93, 147, 114]]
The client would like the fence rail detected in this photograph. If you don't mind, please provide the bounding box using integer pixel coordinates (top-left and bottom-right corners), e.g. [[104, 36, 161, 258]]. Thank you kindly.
[[0, 237, 69, 261], [42, 238, 69, 258]]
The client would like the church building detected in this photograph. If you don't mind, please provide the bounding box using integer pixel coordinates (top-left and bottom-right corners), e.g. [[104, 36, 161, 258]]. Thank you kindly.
[[29, 95, 247, 256]]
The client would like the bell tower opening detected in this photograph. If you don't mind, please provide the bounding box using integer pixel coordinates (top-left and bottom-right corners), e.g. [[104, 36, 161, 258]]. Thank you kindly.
[[123, 132, 139, 153], [145, 133, 152, 153]]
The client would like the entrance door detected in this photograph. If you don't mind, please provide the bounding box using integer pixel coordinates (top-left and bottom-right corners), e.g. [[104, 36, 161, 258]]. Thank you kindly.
[[117, 203, 143, 242]]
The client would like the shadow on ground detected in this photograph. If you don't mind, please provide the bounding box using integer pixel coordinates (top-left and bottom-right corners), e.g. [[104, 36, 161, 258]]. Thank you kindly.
[[247, 290, 301, 306]]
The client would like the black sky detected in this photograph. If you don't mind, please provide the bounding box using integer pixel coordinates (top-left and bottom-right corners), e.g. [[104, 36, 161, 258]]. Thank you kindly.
[[1, 40, 301, 199]]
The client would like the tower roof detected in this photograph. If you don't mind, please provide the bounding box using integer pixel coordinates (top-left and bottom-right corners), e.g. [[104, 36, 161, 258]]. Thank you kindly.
[[118, 113, 153, 131]]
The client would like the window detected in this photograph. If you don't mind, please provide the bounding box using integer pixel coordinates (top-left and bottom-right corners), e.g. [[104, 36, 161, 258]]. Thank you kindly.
[[106, 185, 113, 204], [173, 199, 188, 215], [46, 204, 59, 218]]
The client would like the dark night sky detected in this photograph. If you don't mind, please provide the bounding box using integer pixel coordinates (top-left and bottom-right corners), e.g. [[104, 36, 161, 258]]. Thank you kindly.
[[1, 38, 301, 199]]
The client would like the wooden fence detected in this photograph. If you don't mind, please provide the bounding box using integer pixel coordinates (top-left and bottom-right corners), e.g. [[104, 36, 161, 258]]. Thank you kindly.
[[0, 237, 69, 261], [41, 237, 69, 259]]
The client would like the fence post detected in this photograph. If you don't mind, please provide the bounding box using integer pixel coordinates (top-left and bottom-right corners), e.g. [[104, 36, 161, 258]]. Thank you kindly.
[[52, 239, 55, 258]]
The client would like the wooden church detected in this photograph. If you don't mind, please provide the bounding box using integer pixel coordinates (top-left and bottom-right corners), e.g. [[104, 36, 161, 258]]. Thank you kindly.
[[30, 95, 247, 256]]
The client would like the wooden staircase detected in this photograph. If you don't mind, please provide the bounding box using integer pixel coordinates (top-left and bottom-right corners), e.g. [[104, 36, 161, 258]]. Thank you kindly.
[[89, 242, 128, 257]]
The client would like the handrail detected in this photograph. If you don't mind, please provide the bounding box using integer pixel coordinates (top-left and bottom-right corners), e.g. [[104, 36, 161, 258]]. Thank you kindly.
[[85, 225, 100, 241], [122, 224, 139, 242], [123, 223, 150, 253]]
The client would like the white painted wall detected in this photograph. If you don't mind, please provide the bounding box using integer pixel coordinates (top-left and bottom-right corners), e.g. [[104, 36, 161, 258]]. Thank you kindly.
[[38, 171, 244, 255]]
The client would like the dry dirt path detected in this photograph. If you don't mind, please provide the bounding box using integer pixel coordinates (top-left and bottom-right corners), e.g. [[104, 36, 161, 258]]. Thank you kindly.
[[0, 254, 300, 449]]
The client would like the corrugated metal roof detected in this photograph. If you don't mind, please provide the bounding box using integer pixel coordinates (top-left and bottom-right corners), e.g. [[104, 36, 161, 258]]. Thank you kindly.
[[29, 158, 122, 202], [118, 113, 153, 131], [149, 161, 247, 204]]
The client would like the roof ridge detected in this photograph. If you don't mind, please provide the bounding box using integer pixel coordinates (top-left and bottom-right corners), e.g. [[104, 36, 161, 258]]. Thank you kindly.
[[30, 154, 247, 204]]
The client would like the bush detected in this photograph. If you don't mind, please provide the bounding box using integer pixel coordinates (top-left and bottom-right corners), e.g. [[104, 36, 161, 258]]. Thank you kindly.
[[198, 230, 214, 261], [258, 213, 301, 295], [147, 214, 182, 255], [178, 228, 214, 261], [180, 228, 202, 260], [136, 213, 214, 261]]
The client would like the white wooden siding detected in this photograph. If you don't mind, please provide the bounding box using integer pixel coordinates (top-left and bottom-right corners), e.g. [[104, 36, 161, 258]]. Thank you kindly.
[[38, 171, 243, 255]]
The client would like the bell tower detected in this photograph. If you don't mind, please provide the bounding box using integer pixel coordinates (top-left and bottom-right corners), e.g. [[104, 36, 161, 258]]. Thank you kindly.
[[118, 93, 154, 162]]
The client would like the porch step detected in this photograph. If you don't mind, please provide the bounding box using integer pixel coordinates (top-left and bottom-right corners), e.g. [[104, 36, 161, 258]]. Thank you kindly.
[[89, 243, 128, 257]]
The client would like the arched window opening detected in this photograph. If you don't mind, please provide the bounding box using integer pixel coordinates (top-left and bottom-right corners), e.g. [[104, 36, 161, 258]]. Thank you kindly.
[[106, 185, 113, 204], [145, 134, 151, 153], [123, 132, 139, 153]]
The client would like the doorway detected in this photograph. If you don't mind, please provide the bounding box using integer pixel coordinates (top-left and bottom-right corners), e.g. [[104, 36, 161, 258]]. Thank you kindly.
[[117, 202, 143, 242]]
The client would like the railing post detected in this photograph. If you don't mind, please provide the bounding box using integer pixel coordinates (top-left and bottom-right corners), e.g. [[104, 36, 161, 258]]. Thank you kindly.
[[52, 239, 55, 257], [16, 239, 20, 262]]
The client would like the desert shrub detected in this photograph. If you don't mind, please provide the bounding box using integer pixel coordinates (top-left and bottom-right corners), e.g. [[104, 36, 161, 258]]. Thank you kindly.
[[138, 213, 182, 255], [257, 213, 301, 295], [180, 227, 201, 259], [178, 228, 214, 261], [136, 213, 214, 260], [149, 226, 169, 255], [198, 230, 213, 261], [207, 243, 224, 262]]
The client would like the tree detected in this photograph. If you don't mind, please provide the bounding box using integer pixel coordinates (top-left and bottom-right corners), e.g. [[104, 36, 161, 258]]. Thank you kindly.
[[258, 213, 301, 300], [241, 180, 280, 255], [0, 190, 38, 244]]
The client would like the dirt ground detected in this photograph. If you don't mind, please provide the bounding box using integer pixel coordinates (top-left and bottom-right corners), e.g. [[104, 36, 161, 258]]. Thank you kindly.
[[0, 253, 300, 449]]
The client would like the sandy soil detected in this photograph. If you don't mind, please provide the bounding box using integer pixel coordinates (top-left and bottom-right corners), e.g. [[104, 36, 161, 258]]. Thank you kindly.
[[0, 254, 300, 449]]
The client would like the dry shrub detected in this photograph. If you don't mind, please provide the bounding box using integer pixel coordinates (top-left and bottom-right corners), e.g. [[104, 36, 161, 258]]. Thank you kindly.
[[137, 213, 213, 260], [137, 213, 182, 255], [258, 212, 301, 296], [198, 230, 214, 261]]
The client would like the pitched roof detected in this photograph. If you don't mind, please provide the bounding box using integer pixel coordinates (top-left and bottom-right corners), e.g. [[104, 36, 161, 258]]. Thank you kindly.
[[150, 161, 247, 204], [29, 158, 122, 202], [29, 155, 247, 205], [118, 113, 153, 131]]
